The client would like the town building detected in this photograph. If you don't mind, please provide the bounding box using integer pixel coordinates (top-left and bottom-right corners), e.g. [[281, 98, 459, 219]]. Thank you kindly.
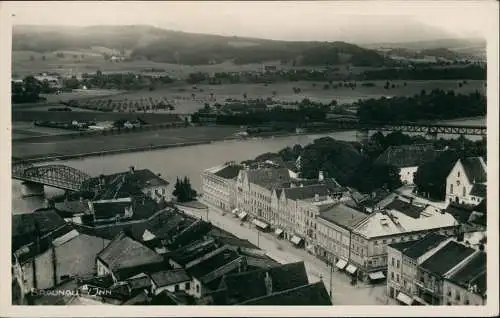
[[150, 269, 191, 295], [235, 167, 292, 224], [12, 209, 110, 298], [445, 157, 487, 205], [416, 240, 478, 305], [375, 144, 439, 185], [316, 203, 368, 267], [386, 233, 449, 305], [348, 199, 459, 282], [201, 162, 243, 212], [96, 232, 166, 283], [83, 166, 170, 203], [442, 251, 486, 305]]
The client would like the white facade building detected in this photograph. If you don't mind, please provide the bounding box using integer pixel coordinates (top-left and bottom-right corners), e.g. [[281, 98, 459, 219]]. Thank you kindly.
[[446, 157, 487, 205]]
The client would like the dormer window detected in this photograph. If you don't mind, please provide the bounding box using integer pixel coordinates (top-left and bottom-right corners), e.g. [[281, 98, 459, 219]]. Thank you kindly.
[[458, 171, 460, 178]]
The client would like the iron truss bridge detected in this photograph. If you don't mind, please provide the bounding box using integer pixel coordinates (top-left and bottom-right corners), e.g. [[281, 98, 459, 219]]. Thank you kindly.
[[12, 162, 91, 191], [322, 120, 487, 136]]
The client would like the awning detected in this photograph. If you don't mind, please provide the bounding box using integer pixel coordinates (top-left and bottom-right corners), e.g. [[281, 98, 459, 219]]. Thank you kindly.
[[368, 271, 386, 280], [345, 264, 357, 274], [290, 235, 303, 245], [335, 259, 348, 270], [274, 228, 284, 236], [397, 292, 414, 306], [252, 219, 269, 230], [238, 212, 248, 220]]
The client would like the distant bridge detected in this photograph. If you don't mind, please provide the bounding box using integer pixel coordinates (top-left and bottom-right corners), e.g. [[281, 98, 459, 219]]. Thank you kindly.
[[12, 162, 91, 191], [322, 120, 487, 136]]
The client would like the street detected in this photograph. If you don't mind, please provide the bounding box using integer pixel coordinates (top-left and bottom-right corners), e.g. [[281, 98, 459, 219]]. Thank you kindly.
[[177, 202, 397, 306]]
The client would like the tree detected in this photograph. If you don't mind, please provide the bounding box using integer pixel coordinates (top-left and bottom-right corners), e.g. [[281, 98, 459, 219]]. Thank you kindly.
[[172, 177, 198, 203]]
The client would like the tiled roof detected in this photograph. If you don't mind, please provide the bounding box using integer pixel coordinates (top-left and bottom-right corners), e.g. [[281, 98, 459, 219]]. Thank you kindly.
[[168, 238, 220, 267], [282, 184, 331, 201], [375, 144, 438, 168], [470, 184, 486, 197], [474, 199, 486, 214], [92, 199, 132, 220], [219, 262, 309, 305], [214, 164, 244, 179], [97, 232, 164, 272], [446, 252, 486, 295], [54, 200, 89, 214], [150, 269, 190, 287], [246, 168, 291, 190], [169, 219, 213, 249], [186, 248, 240, 280], [388, 233, 447, 259], [385, 199, 426, 219], [318, 203, 368, 229], [460, 157, 486, 184], [239, 282, 332, 305], [126, 274, 152, 292], [445, 203, 474, 224], [420, 241, 476, 276]]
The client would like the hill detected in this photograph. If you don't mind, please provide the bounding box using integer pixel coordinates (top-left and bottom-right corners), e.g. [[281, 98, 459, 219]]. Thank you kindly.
[[13, 25, 387, 67]]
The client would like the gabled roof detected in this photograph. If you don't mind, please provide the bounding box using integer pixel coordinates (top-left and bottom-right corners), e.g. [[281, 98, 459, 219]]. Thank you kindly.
[[445, 203, 474, 224], [54, 200, 89, 214], [239, 282, 332, 305], [470, 184, 486, 198], [375, 144, 438, 168], [282, 184, 330, 201], [169, 219, 212, 249], [474, 199, 487, 214], [126, 274, 153, 292], [219, 262, 309, 304], [246, 168, 291, 190], [150, 269, 191, 287], [385, 199, 426, 219], [97, 232, 164, 272], [420, 241, 476, 277], [446, 252, 486, 296], [186, 247, 240, 280], [318, 203, 368, 229], [214, 164, 244, 179], [460, 157, 486, 184], [168, 238, 219, 267], [389, 233, 447, 259]]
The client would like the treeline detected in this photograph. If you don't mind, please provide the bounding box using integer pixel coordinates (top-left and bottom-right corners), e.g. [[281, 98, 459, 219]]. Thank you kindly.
[[11, 76, 45, 104], [361, 65, 486, 81], [66, 71, 174, 90], [356, 89, 486, 123]]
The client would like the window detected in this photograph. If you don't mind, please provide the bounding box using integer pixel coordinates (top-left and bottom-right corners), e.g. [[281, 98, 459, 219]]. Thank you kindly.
[[175, 284, 180, 292], [403, 280, 407, 287], [185, 282, 190, 290], [447, 287, 452, 296], [396, 274, 400, 283], [463, 187, 466, 197], [391, 272, 394, 280], [374, 241, 378, 245], [382, 239, 387, 244], [391, 258, 395, 266], [196, 285, 200, 293], [458, 171, 460, 177], [456, 293, 461, 301], [397, 260, 400, 268], [162, 188, 166, 194], [450, 184, 454, 194]]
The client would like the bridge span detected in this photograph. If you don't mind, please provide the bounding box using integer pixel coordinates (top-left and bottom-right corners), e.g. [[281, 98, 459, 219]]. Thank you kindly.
[[12, 162, 91, 192]]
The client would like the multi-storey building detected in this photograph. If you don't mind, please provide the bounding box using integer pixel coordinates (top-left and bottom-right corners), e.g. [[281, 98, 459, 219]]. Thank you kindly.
[[446, 157, 487, 205], [316, 203, 368, 266], [443, 251, 486, 306], [387, 233, 450, 305], [348, 199, 459, 282], [201, 162, 243, 212], [236, 167, 291, 225], [416, 240, 483, 305]]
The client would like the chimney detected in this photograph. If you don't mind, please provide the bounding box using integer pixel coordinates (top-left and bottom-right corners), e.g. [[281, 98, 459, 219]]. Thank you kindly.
[[129, 166, 135, 174], [264, 272, 273, 295], [314, 194, 320, 202], [318, 171, 324, 182]]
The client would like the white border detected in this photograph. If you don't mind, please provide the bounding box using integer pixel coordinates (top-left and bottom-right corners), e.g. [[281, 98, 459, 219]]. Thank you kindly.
[[1, 1, 498, 317]]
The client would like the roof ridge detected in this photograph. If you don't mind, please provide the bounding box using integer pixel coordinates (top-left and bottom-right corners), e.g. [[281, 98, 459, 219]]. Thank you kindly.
[[241, 282, 324, 304]]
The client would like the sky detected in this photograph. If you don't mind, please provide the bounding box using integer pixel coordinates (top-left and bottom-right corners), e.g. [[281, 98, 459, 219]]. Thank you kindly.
[[5, 1, 496, 43]]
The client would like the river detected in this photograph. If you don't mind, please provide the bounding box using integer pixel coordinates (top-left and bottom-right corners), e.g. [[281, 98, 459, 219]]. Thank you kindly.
[[12, 117, 486, 214]]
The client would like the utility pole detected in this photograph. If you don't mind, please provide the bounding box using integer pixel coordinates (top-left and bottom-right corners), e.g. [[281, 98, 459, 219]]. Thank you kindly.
[[257, 230, 260, 248]]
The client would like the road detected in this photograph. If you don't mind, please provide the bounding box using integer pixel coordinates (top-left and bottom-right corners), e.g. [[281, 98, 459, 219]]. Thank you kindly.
[[177, 202, 397, 306]]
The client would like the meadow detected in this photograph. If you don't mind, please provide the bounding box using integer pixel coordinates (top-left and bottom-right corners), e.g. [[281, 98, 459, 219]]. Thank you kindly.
[[56, 79, 486, 115]]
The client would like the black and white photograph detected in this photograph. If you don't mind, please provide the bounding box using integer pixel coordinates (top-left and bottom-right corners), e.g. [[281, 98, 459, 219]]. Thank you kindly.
[[1, 0, 498, 316]]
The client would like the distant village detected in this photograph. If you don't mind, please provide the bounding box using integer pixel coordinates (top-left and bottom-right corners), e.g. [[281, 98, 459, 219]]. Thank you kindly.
[[12, 141, 486, 306]]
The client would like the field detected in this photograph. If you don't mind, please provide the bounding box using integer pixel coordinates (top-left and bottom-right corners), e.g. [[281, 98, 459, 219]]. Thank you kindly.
[[12, 126, 241, 160], [12, 49, 382, 79], [12, 122, 75, 140], [43, 79, 485, 114]]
